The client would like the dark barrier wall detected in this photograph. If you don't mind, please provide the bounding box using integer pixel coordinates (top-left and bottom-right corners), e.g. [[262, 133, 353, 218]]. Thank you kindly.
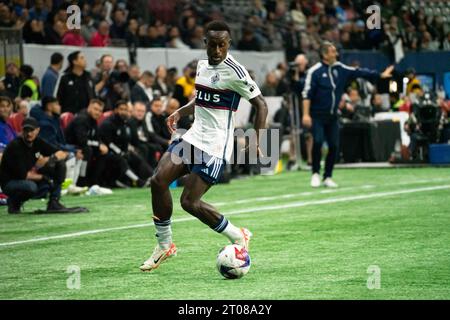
[[340, 50, 450, 88]]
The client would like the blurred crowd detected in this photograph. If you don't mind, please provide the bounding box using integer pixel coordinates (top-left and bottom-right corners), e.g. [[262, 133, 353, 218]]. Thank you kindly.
[[0, 0, 448, 62], [0, 50, 199, 195]]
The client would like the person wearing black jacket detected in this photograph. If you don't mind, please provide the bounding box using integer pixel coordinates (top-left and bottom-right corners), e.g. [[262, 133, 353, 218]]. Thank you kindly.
[[130, 71, 154, 109], [65, 99, 109, 186], [147, 98, 171, 144], [3, 62, 21, 99], [30, 96, 77, 153], [129, 101, 165, 168], [98, 100, 152, 188], [0, 118, 72, 213], [56, 51, 96, 114]]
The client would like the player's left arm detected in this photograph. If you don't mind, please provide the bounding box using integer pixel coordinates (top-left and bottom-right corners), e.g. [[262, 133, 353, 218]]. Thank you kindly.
[[166, 98, 196, 134], [249, 94, 268, 149]]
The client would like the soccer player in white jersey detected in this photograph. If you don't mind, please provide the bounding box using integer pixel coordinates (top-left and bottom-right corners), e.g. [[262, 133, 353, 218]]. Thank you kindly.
[[140, 21, 268, 272]]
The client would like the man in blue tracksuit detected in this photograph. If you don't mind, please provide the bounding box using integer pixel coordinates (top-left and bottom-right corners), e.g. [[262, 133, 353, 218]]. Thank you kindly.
[[302, 41, 393, 188]]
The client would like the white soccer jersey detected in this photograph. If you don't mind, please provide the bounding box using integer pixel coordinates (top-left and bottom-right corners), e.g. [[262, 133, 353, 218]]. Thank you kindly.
[[181, 54, 261, 161]]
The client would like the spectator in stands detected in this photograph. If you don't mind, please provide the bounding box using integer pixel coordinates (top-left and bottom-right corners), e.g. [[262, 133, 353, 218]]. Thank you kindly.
[[290, 53, 312, 165], [0, 117, 70, 213], [43, 4, 69, 44], [173, 61, 196, 107], [62, 28, 87, 47], [347, 60, 375, 107], [129, 101, 164, 168], [165, 98, 180, 117], [28, 0, 48, 21], [105, 60, 131, 111], [163, 96, 191, 130], [188, 26, 205, 49], [237, 27, 262, 51], [405, 68, 423, 96], [128, 64, 141, 90], [145, 25, 166, 48], [115, 59, 129, 73], [443, 32, 450, 51], [420, 31, 440, 51], [0, 3, 15, 28], [166, 67, 179, 94], [44, 19, 65, 45], [30, 96, 78, 154], [41, 52, 64, 97], [57, 51, 96, 114], [18, 65, 40, 101], [147, 98, 171, 144], [0, 96, 16, 158], [125, 18, 139, 64], [80, 5, 97, 44], [65, 99, 109, 187], [2, 0, 450, 55], [289, 0, 306, 30], [15, 99, 29, 117], [340, 31, 353, 49], [0, 81, 7, 98], [339, 88, 360, 120], [261, 71, 279, 97], [167, 26, 190, 49], [130, 71, 155, 108], [371, 93, 388, 115], [109, 8, 127, 39], [281, 21, 302, 62], [94, 54, 114, 96], [137, 24, 150, 47], [179, 15, 197, 44], [98, 100, 152, 188], [403, 23, 419, 50], [23, 19, 46, 44], [90, 20, 111, 47], [153, 65, 170, 97], [90, 0, 106, 22], [3, 62, 21, 99]]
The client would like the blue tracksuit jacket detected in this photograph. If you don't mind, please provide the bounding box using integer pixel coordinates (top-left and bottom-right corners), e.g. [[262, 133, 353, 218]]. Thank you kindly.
[[302, 61, 380, 118]]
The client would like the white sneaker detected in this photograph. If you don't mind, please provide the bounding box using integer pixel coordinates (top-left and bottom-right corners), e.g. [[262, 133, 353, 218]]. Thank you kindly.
[[86, 185, 114, 196], [323, 178, 338, 188], [139, 243, 177, 272], [311, 173, 321, 188], [67, 185, 89, 195], [234, 228, 252, 251], [97, 186, 113, 195]]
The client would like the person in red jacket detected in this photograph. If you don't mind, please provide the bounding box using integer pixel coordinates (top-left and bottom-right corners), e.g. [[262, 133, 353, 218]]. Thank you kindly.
[[62, 29, 86, 47], [90, 21, 111, 47]]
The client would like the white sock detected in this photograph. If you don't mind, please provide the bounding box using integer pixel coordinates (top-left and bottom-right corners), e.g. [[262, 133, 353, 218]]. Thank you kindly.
[[154, 219, 172, 249], [220, 220, 242, 243], [125, 169, 139, 181]]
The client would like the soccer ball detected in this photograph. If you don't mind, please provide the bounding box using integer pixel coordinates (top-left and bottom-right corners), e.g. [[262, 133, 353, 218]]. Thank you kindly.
[[216, 244, 251, 279]]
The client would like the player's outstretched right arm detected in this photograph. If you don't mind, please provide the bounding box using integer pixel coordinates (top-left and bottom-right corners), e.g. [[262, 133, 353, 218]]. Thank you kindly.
[[166, 98, 196, 134]]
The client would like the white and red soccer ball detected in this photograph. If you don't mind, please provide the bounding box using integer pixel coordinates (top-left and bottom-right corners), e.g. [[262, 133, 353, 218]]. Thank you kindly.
[[216, 244, 251, 279]]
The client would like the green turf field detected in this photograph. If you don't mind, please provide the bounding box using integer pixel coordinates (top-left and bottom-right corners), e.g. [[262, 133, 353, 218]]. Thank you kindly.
[[0, 168, 449, 300]]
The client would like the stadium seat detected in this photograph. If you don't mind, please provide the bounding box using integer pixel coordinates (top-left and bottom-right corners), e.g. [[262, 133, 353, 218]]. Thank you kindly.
[[60, 112, 74, 130], [7, 112, 24, 134], [98, 111, 113, 125]]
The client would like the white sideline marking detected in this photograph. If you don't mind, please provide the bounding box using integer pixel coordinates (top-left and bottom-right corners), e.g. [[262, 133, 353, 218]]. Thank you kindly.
[[210, 177, 449, 207], [211, 185, 375, 206], [1, 184, 449, 248]]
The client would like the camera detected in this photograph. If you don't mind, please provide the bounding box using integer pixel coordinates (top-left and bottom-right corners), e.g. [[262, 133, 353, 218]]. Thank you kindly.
[[108, 70, 130, 85]]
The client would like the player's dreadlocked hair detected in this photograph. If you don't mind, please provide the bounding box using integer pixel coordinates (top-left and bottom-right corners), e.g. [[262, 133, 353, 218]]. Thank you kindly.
[[204, 20, 231, 34]]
